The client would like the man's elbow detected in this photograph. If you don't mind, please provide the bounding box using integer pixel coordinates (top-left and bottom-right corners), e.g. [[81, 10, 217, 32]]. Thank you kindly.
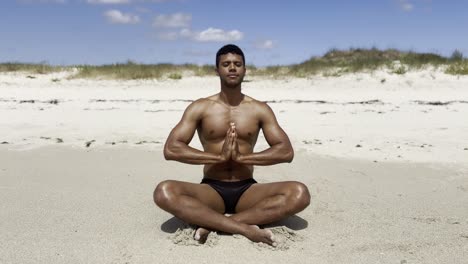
[[163, 145, 177, 161], [163, 148, 172, 160], [283, 148, 294, 163], [285, 149, 294, 163]]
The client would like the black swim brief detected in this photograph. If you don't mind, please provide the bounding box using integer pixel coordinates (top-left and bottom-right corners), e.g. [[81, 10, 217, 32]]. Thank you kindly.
[[201, 178, 257, 214]]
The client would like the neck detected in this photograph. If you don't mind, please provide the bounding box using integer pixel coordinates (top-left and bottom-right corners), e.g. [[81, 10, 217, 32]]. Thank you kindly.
[[219, 87, 243, 106]]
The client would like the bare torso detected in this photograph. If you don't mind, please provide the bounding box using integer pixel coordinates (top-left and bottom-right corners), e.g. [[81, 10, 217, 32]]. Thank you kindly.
[[198, 94, 261, 181], [156, 50, 307, 246]]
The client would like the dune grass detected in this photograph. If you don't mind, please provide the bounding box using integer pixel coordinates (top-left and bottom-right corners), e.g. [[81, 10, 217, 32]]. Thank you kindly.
[[1, 49, 467, 79], [0, 62, 65, 74], [446, 62, 468, 75], [73, 62, 215, 80], [254, 48, 467, 77]]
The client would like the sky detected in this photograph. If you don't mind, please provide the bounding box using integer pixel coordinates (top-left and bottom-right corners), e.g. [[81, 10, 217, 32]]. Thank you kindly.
[[1, 0, 467, 66]]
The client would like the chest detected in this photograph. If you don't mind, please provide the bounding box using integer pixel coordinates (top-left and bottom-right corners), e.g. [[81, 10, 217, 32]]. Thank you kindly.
[[199, 105, 260, 141]]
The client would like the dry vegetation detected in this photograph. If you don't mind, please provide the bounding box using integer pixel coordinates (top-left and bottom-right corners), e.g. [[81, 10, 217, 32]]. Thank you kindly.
[[0, 63, 65, 74], [73, 62, 214, 79], [1, 49, 467, 79]]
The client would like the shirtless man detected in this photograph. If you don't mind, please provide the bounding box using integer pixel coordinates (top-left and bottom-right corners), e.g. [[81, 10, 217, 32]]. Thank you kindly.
[[154, 44, 310, 246]]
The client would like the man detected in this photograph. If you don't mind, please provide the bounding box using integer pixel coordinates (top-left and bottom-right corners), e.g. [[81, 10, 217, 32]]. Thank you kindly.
[[154, 44, 310, 246]]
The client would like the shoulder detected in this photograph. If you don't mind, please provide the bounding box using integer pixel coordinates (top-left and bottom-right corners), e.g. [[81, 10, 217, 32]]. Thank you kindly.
[[183, 96, 221, 118], [246, 97, 274, 115], [243, 96, 276, 121], [182, 97, 213, 120], [186, 97, 214, 111]]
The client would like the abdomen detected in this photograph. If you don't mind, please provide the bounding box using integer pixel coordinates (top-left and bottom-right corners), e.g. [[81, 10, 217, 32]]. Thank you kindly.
[[202, 141, 254, 181]]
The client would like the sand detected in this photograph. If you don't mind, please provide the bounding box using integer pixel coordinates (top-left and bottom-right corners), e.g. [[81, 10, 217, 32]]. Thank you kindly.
[[1, 70, 468, 263]]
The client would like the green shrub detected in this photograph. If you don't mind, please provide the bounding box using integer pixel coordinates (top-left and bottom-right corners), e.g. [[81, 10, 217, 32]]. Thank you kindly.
[[168, 72, 182, 79], [392, 66, 407, 75], [446, 62, 468, 75], [450, 49, 464, 62]]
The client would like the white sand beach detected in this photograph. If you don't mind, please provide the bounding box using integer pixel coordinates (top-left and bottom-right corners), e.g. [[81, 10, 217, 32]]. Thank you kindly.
[[1, 70, 468, 263]]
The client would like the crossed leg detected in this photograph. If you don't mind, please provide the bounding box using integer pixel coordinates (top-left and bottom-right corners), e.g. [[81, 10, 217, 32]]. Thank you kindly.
[[194, 181, 311, 242], [154, 179, 310, 246]]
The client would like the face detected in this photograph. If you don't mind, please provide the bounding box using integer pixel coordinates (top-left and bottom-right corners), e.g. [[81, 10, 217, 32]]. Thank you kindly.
[[216, 53, 246, 88]]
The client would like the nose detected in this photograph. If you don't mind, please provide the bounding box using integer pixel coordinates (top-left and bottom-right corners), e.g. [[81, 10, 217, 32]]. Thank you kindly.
[[228, 63, 236, 71]]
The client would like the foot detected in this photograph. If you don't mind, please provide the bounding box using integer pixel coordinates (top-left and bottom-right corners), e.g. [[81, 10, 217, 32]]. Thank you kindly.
[[194, 227, 211, 244], [244, 225, 277, 247]]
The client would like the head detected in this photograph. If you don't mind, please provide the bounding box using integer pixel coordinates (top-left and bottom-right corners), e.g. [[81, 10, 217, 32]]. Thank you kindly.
[[216, 44, 245, 68], [215, 44, 246, 89]]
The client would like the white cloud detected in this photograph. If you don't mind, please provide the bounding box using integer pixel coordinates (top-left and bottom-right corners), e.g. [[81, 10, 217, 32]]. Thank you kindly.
[[151, 12, 243, 43], [104, 9, 140, 24], [152, 13, 191, 28], [157, 27, 244, 42], [398, 0, 414, 11], [189, 27, 244, 42], [254, 40, 274, 50], [180, 28, 192, 38], [88, 0, 130, 3]]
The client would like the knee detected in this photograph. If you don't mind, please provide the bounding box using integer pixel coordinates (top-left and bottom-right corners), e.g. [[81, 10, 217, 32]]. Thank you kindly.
[[153, 180, 178, 209], [287, 181, 311, 212]]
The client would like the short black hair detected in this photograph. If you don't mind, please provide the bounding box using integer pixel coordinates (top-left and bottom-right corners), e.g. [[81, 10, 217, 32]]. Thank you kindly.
[[216, 44, 245, 68]]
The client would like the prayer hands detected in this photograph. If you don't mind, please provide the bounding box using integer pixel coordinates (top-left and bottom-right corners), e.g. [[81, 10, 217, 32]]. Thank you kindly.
[[220, 122, 242, 162]]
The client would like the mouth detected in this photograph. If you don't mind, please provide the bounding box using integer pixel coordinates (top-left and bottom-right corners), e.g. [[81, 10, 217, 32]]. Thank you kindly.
[[227, 74, 238, 78]]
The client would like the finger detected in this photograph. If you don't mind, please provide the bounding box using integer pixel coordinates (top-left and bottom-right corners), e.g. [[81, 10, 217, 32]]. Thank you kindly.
[[232, 133, 237, 147], [226, 127, 233, 139]]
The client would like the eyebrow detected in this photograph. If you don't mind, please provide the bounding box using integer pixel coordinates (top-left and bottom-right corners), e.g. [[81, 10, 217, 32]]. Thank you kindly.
[[221, 60, 243, 64]]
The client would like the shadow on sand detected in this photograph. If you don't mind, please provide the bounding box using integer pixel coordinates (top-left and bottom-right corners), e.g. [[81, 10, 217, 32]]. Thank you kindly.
[[261, 215, 308, 230], [160, 215, 308, 234]]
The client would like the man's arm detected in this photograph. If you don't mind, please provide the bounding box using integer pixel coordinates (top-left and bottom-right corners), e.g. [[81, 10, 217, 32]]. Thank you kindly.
[[234, 102, 294, 165], [164, 99, 233, 164]]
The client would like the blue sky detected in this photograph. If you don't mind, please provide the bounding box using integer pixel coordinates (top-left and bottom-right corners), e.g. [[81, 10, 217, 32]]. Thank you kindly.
[[1, 0, 467, 66]]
